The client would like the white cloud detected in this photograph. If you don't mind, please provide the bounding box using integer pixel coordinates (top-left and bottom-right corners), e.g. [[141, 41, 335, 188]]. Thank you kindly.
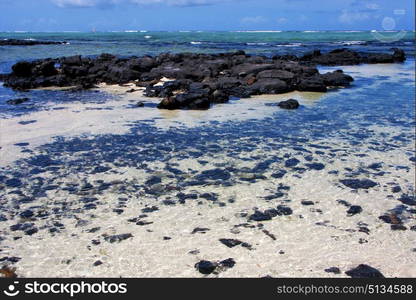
[[52, 0, 119, 8], [130, 0, 224, 6], [338, 9, 369, 24], [241, 16, 267, 24], [52, 0, 230, 7], [365, 3, 380, 10], [276, 17, 287, 24]]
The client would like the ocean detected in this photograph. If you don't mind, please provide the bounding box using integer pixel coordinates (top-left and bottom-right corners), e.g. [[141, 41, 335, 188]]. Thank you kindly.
[[0, 31, 415, 72], [0, 31, 415, 277]]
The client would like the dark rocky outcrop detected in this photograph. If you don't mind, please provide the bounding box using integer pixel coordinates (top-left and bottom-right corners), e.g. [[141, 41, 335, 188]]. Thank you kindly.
[[0, 39, 66, 46], [2, 48, 405, 109], [300, 48, 405, 66]]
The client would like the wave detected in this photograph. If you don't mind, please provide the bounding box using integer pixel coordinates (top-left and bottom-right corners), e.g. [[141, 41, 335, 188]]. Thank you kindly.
[[246, 42, 268, 46], [278, 42, 303, 47], [190, 41, 203, 45], [233, 30, 282, 33], [333, 40, 367, 45]]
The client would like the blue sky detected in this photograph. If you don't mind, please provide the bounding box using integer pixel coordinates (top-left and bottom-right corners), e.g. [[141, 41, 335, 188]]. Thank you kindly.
[[0, 0, 414, 31]]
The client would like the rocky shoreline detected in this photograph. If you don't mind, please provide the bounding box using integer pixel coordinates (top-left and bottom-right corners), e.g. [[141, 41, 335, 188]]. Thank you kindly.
[[0, 50, 414, 278], [2, 48, 405, 110]]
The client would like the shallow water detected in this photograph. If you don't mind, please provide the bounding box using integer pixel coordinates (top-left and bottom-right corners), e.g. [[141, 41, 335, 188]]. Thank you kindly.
[[0, 53, 414, 277], [0, 31, 415, 276]]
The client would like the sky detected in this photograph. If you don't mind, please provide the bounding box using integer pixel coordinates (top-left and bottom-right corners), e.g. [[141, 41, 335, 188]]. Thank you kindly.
[[0, 0, 414, 32]]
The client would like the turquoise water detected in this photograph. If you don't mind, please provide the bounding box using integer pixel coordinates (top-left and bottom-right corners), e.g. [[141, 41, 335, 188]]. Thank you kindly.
[[0, 31, 414, 73]]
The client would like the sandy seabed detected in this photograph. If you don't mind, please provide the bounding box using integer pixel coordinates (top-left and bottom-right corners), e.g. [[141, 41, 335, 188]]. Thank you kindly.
[[0, 63, 415, 278]]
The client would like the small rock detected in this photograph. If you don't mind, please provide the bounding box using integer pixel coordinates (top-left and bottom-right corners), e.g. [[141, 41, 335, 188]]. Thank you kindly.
[[93, 260, 103, 266], [325, 267, 341, 274], [347, 205, 362, 216], [191, 227, 210, 234], [104, 233, 133, 243], [276, 205, 293, 215], [391, 224, 407, 231], [219, 258, 235, 268], [398, 194, 415, 206], [142, 206, 159, 213], [195, 260, 217, 275], [340, 179, 377, 189], [301, 200, 314, 206], [19, 210, 34, 218], [392, 186, 402, 193], [278, 99, 300, 109]]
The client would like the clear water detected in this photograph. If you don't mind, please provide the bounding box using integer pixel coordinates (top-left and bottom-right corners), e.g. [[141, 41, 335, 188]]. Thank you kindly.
[[0, 32, 415, 277]]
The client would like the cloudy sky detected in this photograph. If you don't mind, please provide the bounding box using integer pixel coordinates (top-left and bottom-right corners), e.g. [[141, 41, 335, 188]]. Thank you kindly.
[[0, 0, 414, 31]]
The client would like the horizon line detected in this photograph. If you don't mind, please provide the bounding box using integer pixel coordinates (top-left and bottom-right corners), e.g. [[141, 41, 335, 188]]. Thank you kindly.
[[1, 29, 415, 33]]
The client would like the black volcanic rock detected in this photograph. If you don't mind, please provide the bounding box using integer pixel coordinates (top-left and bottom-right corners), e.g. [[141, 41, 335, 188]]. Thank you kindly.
[[340, 179, 377, 189], [195, 260, 217, 275], [6, 97, 29, 105], [0, 39, 66, 46], [347, 205, 363, 216], [345, 264, 384, 278], [249, 205, 292, 221], [321, 70, 354, 86], [325, 267, 341, 274], [2, 48, 406, 110], [277, 99, 300, 109], [104, 233, 133, 243], [301, 48, 405, 66], [398, 194, 416, 206]]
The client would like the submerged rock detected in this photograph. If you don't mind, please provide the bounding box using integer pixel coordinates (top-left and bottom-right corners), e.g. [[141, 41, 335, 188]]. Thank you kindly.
[[324, 267, 341, 274], [347, 205, 363, 216], [6, 97, 29, 105], [339, 179, 377, 189], [301, 200, 314, 206], [249, 205, 292, 221], [219, 239, 253, 250], [398, 194, 415, 206], [195, 168, 231, 181], [104, 233, 133, 243]]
